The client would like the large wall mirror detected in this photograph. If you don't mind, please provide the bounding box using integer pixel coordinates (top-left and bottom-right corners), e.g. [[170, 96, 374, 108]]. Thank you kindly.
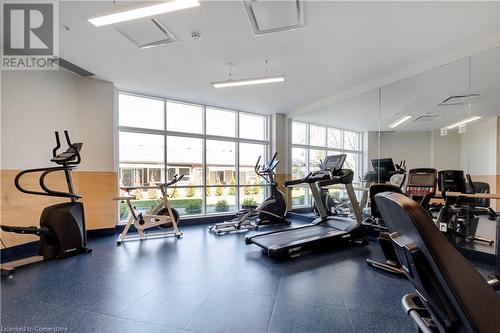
[[289, 46, 499, 252]]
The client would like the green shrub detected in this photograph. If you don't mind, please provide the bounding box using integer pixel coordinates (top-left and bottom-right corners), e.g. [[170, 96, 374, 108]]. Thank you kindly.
[[186, 184, 196, 197], [242, 197, 257, 207], [215, 179, 223, 196], [206, 176, 212, 196], [252, 178, 261, 194], [170, 187, 179, 198], [215, 199, 229, 212], [244, 180, 251, 195], [169, 198, 202, 209], [292, 195, 305, 205], [120, 198, 203, 218], [119, 202, 130, 220], [185, 200, 202, 215], [228, 176, 236, 195]]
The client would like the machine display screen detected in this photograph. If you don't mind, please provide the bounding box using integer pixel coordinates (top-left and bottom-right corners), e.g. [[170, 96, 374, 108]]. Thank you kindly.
[[324, 154, 346, 171], [409, 174, 434, 186]]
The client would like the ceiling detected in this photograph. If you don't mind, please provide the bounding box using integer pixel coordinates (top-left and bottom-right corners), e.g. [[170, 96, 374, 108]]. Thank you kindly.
[[293, 46, 500, 132], [60, 1, 499, 115]]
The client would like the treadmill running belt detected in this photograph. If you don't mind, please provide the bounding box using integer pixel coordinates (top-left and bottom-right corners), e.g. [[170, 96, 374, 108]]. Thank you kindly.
[[250, 225, 345, 249]]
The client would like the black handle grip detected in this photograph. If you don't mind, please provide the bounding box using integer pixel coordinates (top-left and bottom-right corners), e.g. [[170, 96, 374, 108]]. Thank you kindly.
[[270, 152, 278, 165], [64, 130, 72, 146], [254, 155, 262, 172], [52, 131, 61, 158]]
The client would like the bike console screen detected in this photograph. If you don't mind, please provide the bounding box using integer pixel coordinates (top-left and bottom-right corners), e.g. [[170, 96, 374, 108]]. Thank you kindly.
[[406, 169, 437, 197]]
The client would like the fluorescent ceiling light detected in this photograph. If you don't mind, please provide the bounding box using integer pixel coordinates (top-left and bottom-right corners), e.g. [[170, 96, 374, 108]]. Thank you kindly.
[[446, 116, 482, 129], [212, 76, 285, 88], [88, 0, 200, 27], [388, 115, 412, 128]]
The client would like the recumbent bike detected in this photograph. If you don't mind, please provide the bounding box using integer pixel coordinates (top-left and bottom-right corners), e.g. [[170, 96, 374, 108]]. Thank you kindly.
[[376, 191, 500, 333], [365, 168, 438, 277]]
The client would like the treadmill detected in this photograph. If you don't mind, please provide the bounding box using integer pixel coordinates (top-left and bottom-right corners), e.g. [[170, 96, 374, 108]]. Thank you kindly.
[[245, 154, 364, 260]]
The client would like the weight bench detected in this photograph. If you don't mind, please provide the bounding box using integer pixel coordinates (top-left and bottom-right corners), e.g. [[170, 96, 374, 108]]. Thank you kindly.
[[375, 192, 500, 333]]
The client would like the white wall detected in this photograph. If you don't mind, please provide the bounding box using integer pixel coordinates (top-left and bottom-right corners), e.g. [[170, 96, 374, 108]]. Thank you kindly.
[[1, 70, 114, 171], [364, 130, 463, 172], [378, 131, 432, 170], [430, 129, 461, 170], [460, 116, 498, 176]]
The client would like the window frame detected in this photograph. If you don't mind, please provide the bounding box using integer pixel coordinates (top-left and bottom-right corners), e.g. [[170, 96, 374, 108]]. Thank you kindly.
[[289, 120, 364, 208], [117, 91, 270, 222]]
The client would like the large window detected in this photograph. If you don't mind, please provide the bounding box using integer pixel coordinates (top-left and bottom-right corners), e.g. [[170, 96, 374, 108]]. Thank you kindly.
[[118, 92, 269, 222], [290, 121, 363, 207]]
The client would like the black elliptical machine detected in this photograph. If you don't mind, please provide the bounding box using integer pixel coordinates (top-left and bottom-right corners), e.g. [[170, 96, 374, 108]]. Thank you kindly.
[[208, 152, 289, 235], [1, 131, 92, 278]]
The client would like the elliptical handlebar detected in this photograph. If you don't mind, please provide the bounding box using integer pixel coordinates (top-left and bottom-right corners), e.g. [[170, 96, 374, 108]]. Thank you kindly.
[[254, 156, 262, 175], [14, 166, 81, 199]]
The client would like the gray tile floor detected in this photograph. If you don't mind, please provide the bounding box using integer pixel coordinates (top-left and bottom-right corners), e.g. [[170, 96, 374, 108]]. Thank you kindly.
[[1, 223, 494, 333]]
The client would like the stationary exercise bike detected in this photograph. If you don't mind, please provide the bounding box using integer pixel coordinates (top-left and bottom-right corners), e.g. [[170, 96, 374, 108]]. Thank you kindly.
[[0, 131, 92, 278], [115, 174, 183, 244], [208, 152, 289, 235]]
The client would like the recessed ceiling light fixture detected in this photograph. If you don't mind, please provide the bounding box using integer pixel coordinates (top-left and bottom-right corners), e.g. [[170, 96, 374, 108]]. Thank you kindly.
[[388, 115, 412, 128], [212, 76, 285, 88], [446, 116, 482, 129], [88, 0, 200, 27]]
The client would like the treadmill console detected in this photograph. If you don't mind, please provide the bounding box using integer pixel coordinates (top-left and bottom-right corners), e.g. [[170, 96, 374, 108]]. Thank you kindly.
[[323, 154, 346, 173], [405, 168, 437, 197], [371, 158, 397, 182]]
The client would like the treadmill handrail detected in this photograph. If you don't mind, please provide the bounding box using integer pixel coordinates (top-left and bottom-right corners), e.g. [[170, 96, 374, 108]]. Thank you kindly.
[[284, 172, 313, 188]]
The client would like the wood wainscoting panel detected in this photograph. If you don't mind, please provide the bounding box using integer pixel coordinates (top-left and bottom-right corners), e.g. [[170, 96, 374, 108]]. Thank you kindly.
[[74, 171, 117, 230], [0, 169, 117, 248], [470, 175, 498, 210]]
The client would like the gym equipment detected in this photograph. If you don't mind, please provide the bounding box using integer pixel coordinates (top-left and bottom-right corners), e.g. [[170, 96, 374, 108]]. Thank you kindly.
[[365, 168, 437, 277], [115, 175, 183, 244], [245, 154, 365, 260], [312, 157, 361, 217], [375, 192, 500, 333], [0, 131, 92, 278], [365, 158, 407, 184], [208, 152, 289, 235], [359, 158, 406, 212], [436, 170, 495, 246], [364, 184, 406, 278], [404, 168, 438, 208]]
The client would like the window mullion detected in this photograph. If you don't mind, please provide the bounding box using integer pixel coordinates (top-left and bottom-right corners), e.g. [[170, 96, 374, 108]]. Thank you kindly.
[[164, 100, 168, 182]]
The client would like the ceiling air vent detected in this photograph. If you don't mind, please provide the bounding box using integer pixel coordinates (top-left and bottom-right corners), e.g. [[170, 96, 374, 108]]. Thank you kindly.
[[115, 18, 178, 49], [243, 0, 305, 36], [439, 94, 480, 106], [414, 115, 440, 122]]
